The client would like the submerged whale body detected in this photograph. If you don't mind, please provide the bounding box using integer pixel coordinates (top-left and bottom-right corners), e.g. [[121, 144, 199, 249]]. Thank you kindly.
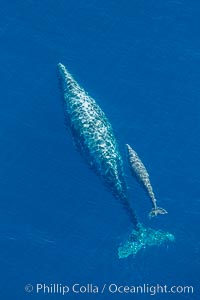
[[57, 63, 174, 258], [57, 63, 137, 226]]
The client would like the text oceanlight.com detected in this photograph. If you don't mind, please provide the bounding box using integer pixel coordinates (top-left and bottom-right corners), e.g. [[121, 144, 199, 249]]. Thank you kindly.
[[24, 283, 194, 296]]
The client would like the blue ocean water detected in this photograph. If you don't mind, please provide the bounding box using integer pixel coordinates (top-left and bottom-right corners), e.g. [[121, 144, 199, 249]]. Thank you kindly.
[[0, 0, 200, 299]]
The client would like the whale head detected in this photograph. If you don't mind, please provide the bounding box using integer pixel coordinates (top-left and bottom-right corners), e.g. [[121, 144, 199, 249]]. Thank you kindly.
[[57, 63, 78, 94]]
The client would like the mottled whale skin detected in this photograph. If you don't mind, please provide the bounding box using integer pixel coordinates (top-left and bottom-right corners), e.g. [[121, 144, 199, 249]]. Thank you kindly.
[[126, 144, 168, 218], [58, 63, 137, 226]]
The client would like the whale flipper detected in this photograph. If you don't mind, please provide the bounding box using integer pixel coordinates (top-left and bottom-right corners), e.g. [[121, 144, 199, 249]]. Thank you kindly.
[[149, 207, 168, 218]]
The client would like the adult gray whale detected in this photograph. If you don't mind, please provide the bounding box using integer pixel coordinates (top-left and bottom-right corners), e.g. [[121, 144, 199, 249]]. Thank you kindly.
[[57, 63, 137, 227], [57, 63, 174, 258]]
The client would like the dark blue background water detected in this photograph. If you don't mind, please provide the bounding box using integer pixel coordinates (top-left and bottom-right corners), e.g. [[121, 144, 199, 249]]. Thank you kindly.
[[0, 0, 199, 299]]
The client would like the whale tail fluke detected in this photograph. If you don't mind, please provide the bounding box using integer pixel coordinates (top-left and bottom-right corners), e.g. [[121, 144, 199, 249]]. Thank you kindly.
[[118, 223, 174, 259], [149, 207, 168, 218]]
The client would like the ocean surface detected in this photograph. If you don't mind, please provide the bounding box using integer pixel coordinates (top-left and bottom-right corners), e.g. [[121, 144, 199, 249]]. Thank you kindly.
[[0, 0, 200, 299]]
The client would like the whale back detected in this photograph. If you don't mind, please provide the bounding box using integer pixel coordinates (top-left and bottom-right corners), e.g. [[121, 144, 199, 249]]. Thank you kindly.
[[126, 144, 158, 204], [58, 63, 127, 201]]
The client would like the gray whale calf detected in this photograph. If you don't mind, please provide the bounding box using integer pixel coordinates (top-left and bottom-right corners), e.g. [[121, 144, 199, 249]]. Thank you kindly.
[[57, 63, 174, 258], [126, 144, 168, 218]]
